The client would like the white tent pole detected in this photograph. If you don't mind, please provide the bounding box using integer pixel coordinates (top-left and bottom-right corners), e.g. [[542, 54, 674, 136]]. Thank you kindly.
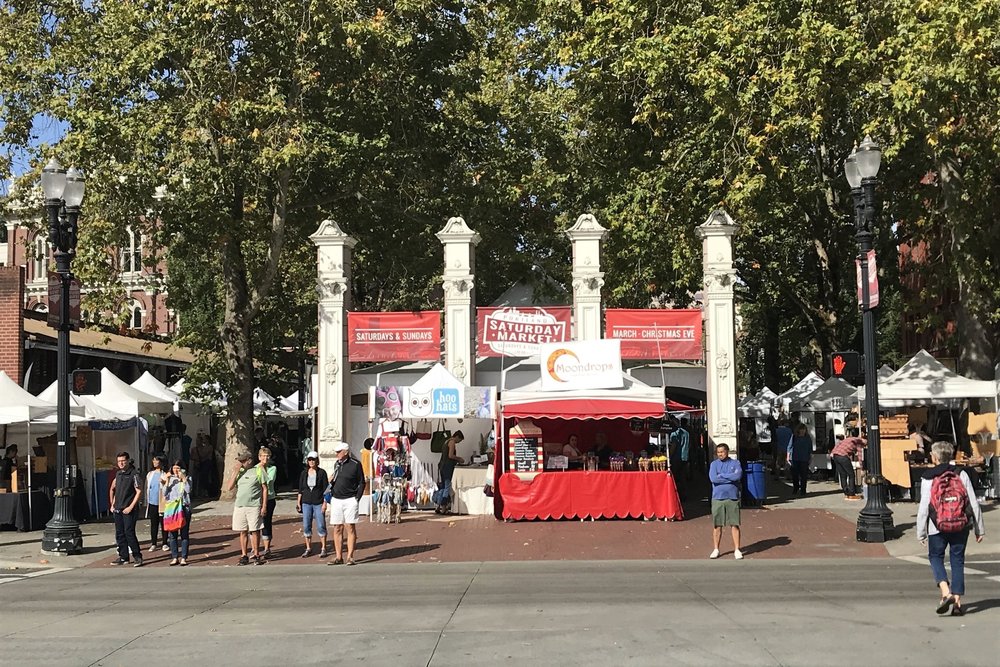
[[27, 420, 32, 531], [950, 408, 959, 453]]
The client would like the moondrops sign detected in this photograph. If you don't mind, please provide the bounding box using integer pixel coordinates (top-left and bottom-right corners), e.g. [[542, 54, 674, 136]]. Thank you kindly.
[[539, 339, 624, 391], [604, 309, 702, 360], [477, 306, 571, 358], [347, 311, 441, 362]]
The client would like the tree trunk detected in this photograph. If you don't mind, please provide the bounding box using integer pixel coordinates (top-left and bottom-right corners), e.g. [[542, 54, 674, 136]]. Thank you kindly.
[[217, 231, 256, 501]]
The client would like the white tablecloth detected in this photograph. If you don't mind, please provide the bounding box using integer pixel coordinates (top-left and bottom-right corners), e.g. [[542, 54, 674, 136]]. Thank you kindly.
[[451, 466, 494, 515]]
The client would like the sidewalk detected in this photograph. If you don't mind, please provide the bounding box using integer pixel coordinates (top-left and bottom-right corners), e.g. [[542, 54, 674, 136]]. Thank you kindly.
[[2, 480, 996, 569]]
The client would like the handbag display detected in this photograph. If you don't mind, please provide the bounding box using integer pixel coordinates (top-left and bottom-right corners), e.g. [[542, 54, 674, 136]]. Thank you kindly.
[[430, 420, 451, 454], [415, 419, 432, 441]]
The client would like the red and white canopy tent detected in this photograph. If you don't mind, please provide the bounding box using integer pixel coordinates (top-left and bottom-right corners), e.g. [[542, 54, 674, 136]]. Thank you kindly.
[[496, 372, 685, 521], [502, 372, 668, 421]]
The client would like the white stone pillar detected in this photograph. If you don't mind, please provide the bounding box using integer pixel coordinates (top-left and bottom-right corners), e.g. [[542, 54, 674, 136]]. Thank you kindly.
[[310, 219, 356, 449], [436, 217, 480, 384], [697, 210, 739, 452], [566, 214, 607, 341]]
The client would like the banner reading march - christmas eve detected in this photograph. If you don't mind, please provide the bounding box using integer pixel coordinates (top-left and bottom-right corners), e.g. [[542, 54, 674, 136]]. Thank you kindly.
[[477, 306, 571, 358], [604, 309, 703, 360], [347, 311, 441, 362]]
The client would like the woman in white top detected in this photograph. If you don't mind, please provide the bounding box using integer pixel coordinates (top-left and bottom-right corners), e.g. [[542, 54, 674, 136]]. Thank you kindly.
[[916, 441, 985, 616]]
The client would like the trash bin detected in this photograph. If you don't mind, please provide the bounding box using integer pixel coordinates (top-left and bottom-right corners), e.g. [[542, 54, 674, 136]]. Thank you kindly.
[[742, 460, 766, 507]]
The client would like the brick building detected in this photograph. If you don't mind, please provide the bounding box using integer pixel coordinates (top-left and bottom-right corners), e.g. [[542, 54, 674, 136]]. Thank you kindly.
[[0, 211, 175, 336]]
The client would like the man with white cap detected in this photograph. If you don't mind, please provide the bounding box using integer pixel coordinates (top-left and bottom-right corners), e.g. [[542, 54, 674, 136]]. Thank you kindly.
[[297, 451, 329, 558], [326, 441, 366, 565]]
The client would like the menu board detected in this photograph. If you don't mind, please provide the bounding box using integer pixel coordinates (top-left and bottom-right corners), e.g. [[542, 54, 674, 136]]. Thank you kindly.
[[814, 412, 829, 452], [513, 435, 541, 472], [509, 419, 543, 473]]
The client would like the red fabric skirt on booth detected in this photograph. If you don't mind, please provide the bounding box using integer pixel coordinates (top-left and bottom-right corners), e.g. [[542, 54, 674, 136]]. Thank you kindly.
[[498, 471, 684, 521]]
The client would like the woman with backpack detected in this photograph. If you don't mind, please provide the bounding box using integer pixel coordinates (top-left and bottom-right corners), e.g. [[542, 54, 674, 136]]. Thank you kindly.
[[916, 441, 985, 616]]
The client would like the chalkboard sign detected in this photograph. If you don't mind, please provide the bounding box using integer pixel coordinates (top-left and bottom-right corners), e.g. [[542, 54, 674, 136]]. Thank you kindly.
[[814, 412, 829, 452], [512, 435, 540, 472]]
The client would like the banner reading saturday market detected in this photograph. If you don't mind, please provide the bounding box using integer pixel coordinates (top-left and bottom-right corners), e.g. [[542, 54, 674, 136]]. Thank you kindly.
[[604, 309, 703, 360], [347, 311, 441, 362], [477, 306, 571, 357]]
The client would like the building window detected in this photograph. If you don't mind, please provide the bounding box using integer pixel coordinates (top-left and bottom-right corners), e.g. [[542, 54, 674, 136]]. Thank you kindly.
[[131, 304, 144, 330], [121, 228, 143, 274], [34, 236, 49, 280]]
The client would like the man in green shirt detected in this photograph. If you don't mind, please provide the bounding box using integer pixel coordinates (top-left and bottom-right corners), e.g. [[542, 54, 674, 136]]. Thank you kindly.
[[226, 451, 268, 565]]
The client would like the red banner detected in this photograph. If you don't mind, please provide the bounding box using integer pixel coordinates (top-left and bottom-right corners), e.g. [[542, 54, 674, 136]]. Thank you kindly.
[[347, 311, 441, 362], [604, 309, 702, 360], [477, 306, 572, 357]]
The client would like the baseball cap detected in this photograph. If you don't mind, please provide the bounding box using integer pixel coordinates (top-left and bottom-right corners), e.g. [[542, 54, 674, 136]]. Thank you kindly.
[[306, 451, 319, 459], [333, 441, 350, 452]]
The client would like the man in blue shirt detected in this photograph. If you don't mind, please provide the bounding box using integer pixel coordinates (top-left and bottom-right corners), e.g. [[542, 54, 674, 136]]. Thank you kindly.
[[773, 419, 794, 478], [708, 443, 743, 560]]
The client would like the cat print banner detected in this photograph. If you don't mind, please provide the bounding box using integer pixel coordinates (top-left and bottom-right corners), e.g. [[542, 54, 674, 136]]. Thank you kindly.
[[348, 311, 441, 361], [369, 386, 496, 420]]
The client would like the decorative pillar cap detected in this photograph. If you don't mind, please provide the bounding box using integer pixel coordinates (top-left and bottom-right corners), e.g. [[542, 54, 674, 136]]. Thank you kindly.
[[436, 216, 481, 245], [311, 219, 358, 248], [697, 209, 737, 238], [565, 213, 608, 241]]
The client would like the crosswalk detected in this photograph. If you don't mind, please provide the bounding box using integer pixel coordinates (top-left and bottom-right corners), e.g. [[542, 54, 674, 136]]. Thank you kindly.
[[0, 565, 71, 585], [897, 555, 1000, 585]]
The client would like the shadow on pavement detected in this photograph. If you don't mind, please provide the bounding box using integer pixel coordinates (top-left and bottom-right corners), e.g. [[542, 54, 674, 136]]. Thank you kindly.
[[365, 543, 440, 562], [962, 598, 1000, 614], [740, 536, 791, 556]]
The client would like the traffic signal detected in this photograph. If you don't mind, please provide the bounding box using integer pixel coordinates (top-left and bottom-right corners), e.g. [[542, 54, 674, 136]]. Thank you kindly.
[[71, 369, 102, 395], [830, 352, 861, 379]]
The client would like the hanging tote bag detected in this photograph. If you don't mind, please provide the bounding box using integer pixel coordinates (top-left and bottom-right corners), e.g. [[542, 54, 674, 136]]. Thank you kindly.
[[415, 419, 432, 441], [163, 481, 184, 533], [430, 420, 451, 454]]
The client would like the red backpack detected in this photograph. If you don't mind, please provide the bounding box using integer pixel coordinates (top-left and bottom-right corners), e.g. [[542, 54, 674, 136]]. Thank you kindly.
[[929, 470, 969, 533]]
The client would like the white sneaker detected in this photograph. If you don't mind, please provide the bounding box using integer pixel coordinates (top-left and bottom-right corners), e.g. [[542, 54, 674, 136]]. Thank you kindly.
[[734, 549, 744, 560], [162, 544, 169, 552], [148, 544, 156, 552], [709, 549, 720, 559]]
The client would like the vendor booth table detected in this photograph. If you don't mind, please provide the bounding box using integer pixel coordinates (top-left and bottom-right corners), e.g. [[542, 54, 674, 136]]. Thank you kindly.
[[498, 362, 687, 522], [0, 491, 52, 532], [499, 470, 682, 521], [451, 466, 494, 515]]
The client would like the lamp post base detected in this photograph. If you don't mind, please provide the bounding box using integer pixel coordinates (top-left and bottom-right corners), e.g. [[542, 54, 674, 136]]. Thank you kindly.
[[41, 492, 83, 555], [857, 480, 895, 543]]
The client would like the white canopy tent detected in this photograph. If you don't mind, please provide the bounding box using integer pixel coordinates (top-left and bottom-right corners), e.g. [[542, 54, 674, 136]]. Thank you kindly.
[[737, 386, 777, 418], [131, 371, 195, 413], [772, 372, 825, 413], [790, 377, 859, 412], [0, 371, 56, 424], [168, 378, 227, 411], [858, 349, 998, 408], [75, 368, 174, 419]]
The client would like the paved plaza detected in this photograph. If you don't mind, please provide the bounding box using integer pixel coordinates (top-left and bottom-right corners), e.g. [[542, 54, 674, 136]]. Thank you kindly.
[[2, 479, 998, 666]]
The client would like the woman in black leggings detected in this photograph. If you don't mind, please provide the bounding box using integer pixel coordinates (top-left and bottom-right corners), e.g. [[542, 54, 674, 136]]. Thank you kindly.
[[144, 455, 167, 552]]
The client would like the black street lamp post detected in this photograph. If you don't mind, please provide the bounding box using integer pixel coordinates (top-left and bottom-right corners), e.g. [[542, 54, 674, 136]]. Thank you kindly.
[[845, 137, 895, 543], [40, 157, 85, 554]]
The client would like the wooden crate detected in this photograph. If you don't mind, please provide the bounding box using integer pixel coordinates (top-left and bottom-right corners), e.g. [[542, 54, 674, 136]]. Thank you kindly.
[[880, 415, 910, 439]]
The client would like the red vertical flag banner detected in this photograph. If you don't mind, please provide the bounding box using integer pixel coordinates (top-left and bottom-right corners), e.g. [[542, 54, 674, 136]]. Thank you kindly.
[[347, 311, 441, 362], [855, 250, 880, 308], [604, 309, 703, 360]]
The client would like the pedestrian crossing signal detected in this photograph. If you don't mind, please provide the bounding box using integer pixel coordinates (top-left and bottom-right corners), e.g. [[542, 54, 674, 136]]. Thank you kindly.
[[72, 369, 102, 395], [831, 352, 861, 379]]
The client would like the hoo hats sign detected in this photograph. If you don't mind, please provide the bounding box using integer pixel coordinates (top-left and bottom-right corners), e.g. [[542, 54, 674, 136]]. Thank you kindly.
[[538, 339, 624, 391]]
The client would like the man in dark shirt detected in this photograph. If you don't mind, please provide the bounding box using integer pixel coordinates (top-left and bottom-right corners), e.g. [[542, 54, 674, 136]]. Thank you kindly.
[[326, 442, 365, 566], [108, 452, 144, 567], [592, 432, 614, 468], [1, 445, 17, 484]]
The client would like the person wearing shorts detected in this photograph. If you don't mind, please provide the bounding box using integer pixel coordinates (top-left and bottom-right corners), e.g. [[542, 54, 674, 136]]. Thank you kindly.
[[326, 441, 366, 566], [708, 443, 743, 560], [227, 451, 268, 565]]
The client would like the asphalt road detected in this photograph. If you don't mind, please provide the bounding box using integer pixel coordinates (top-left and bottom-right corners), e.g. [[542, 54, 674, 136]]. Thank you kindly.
[[1, 558, 998, 666]]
